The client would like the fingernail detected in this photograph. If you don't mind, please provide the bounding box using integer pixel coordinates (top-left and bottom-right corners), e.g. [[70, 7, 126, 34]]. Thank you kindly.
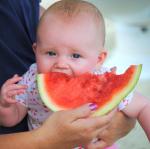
[[91, 137, 98, 143], [89, 103, 98, 111]]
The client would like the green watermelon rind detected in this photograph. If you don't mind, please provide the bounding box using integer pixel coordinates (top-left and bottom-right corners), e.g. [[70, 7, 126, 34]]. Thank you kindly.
[[37, 64, 142, 116], [37, 75, 63, 111]]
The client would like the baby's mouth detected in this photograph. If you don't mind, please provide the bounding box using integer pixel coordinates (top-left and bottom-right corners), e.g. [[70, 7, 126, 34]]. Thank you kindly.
[[51, 68, 73, 76]]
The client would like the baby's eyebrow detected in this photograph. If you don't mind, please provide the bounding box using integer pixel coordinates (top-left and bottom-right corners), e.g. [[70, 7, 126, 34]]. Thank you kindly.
[[42, 47, 56, 52], [70, 48, 82, 53]]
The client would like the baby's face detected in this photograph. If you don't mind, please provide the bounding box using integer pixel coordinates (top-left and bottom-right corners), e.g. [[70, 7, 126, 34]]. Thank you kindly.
[[35, 13, 106, 76]]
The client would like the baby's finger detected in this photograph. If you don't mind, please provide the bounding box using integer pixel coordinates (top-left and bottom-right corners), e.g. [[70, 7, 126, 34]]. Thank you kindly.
[[110, 67, 117, 74], [7, 84, 27, 91], [4, 95, 17, 104], [4, 96, 17, 104], [13, 74, 19, 77], [7, 89, 26, 97], [5, 75, 23, 85]]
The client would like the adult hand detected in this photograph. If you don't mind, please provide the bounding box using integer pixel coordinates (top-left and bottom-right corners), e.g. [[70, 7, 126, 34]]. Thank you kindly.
[[36, 104, 115, 149], [87, 111, 135, 149]]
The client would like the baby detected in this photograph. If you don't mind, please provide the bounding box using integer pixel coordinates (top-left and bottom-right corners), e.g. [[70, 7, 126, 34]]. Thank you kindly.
[[0, 0, 149, 148]]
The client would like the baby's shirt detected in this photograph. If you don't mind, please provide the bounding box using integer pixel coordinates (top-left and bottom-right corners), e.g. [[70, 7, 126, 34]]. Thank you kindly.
[[16, 63, 52, 130], [16, 63, 133, 130]]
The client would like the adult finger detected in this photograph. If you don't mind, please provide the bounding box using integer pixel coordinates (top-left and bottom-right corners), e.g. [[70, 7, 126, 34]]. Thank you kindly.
[[91, 108, 117, 130], [69, 103, 98, 121], [71, 109, 116, 140]]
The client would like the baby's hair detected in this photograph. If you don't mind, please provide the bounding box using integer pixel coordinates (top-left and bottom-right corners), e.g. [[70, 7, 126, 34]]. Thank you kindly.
[[38, 0, 105, 45], [48, 0, 102, 18]]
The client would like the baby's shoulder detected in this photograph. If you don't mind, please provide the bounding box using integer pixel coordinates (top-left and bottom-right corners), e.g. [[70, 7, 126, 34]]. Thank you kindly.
[[21, 63, 37, 85], [28, 63, 38, 74]]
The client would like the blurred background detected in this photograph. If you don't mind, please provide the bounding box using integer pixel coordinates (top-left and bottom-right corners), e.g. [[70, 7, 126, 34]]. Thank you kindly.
[[41, 0, 150, 148]]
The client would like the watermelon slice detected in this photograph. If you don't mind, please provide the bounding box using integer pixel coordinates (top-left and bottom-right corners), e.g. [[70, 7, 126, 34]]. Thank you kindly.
[[37, 65, 142, 116]]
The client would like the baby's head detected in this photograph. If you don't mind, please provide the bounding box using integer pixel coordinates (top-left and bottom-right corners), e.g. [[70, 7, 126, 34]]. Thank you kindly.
[[34, 0, 107, 75]]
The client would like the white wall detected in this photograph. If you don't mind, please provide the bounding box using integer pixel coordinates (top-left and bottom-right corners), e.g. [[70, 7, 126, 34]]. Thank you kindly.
[[40, 0, 59, 8], [105, 23, 150, 98]]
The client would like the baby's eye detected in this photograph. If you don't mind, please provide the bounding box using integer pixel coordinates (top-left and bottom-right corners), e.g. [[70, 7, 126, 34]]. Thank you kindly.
[[71, 53, 81, 59], [47, 51, 56, 56]]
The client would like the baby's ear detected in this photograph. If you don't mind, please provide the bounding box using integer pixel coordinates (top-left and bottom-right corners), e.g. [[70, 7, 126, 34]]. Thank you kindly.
[[32, 42, 37, 53], [97, 50, 108, 65]]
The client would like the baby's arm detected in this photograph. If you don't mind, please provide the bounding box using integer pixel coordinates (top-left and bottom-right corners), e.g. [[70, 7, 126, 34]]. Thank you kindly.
[[122, 91, 150, 140], [0, 75, 27, 127]]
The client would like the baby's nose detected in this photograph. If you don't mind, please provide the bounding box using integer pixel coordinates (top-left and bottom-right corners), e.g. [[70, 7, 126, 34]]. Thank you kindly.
[[55, 63, 69, 69], [54, 57, 70, 69], [51, 56, 72, 75], [52, 62, 72, 75]]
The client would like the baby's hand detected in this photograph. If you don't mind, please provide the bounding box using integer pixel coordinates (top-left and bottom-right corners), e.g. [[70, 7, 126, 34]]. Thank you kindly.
[[0, 74, 27, 107], [110, 66, 117, 74]]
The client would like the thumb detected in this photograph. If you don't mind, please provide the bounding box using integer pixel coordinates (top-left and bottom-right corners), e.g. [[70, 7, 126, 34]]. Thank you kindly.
[[69, 103, 98, 120]]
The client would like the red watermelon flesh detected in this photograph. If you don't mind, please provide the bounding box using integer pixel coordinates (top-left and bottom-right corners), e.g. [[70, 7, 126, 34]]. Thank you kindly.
[[37, 65, 142, 116]]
